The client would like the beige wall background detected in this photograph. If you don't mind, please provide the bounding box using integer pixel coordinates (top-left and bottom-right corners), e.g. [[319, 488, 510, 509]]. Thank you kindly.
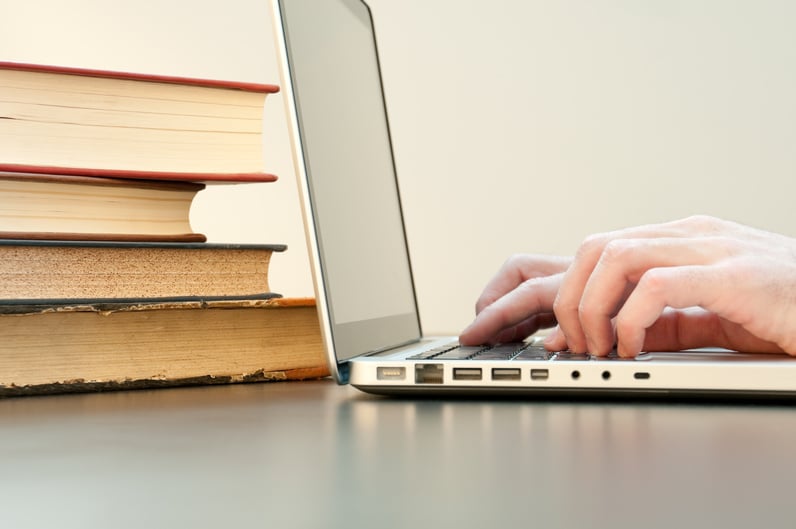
[[3, 0, 795, 335]]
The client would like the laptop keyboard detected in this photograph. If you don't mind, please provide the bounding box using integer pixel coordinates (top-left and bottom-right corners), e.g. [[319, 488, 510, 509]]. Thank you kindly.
[[407, 342, 618, 362]]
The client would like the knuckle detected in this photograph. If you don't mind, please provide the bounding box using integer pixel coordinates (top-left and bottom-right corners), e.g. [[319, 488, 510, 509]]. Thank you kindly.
[[680, 214, 722, 233], [502, 253, 546, 280], [577, 299, 600, 327], [600, 239, 633, 264], [478, 301, 506, 326], [518, 276, 541, 291], [578, 233, 609, 258], [712, 235, 743, 257], [504, 253, 527, 268], [636, 268, 669, 298], [474, 299, 489, 314], [552, 294, 573, 316], [474, 290, 500, 314]]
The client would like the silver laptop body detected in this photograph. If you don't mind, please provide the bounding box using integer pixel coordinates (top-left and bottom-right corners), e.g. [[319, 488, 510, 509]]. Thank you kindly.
[[271, 0, 796, 398]]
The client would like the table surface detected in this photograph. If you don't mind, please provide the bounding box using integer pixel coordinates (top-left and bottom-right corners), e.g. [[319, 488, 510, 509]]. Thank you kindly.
[[2, 378, 795, 529]]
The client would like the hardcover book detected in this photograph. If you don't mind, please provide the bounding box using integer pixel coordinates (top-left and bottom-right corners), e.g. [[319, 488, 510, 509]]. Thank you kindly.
[[0, 297, 329, 397], [0, 240, 286, 300], [0, 61, 280, 180], [0, 171, 208, 242]]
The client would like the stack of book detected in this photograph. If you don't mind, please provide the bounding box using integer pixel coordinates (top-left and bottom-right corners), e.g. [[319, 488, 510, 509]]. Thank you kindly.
[[0, 62, 328, 396]]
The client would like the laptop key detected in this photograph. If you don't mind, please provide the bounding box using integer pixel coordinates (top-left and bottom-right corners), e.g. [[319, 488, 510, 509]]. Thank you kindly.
[[408, 350, 442, 360], [407, 343, 459, 360], [473, 344, 527, 360], [476, 351, 518, 360], [514, 344, 553, 361], [436, 346, 490, 360], [591, 350, 627, 361], [552, 352, 591, 361]]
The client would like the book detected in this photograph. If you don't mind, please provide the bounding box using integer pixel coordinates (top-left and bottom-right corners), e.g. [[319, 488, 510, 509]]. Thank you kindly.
[[0, 240, 286, 301], [0, 297, 329, 397], [0, 170, 209, 242], [0, 61, 280, 180]]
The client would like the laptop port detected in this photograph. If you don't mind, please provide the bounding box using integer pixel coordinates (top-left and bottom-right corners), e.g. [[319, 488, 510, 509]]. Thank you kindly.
[[453, 367, 482, 381], [530, 368, 549, 381], [634, 372, 651, 380], [377, 366, 406, 381], [492, 368, 521, 381], [415, 364, 443, 384]]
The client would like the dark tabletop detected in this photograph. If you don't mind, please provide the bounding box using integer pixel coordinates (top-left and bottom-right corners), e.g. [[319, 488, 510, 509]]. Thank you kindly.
[[1, 379, 794, 528]]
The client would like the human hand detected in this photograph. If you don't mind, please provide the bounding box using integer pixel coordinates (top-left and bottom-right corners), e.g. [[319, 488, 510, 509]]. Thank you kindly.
[[459, 254, 571, 345], [548, 215, 796, 357], [460, 216, 796, 357]]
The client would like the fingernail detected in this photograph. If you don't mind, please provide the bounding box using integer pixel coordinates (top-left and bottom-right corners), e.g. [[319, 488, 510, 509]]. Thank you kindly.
[[617, 334, 644, 358], [543, 327, 563, 349]]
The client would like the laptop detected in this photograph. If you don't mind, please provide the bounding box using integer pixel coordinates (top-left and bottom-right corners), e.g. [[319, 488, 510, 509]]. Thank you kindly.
[[270, 0, 796, 398]]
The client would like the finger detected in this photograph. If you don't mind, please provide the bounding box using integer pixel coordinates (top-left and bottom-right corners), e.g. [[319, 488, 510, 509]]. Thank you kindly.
[[494, 312, 557, 344], [554, 225, 690, 353], [642, 308, 785, 353], [639, 308, 720, 351], [460, 274, 562, 345], [554, 219, 740, 353], [617, 257, 796, 356], [475, 255, 571, 314], [579, 237, 733, 356], [614, 265, 724, 357], [543, 325, 567, 351]]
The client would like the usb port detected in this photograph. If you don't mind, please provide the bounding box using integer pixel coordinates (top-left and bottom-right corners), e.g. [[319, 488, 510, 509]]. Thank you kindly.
[[453, 368, 482, 381], [530, 368, 549, 381], [492, 368, 521, 381]]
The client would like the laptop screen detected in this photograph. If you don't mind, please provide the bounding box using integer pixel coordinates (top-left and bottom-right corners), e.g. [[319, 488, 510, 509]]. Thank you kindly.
[[277, 0, 421, 362]]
